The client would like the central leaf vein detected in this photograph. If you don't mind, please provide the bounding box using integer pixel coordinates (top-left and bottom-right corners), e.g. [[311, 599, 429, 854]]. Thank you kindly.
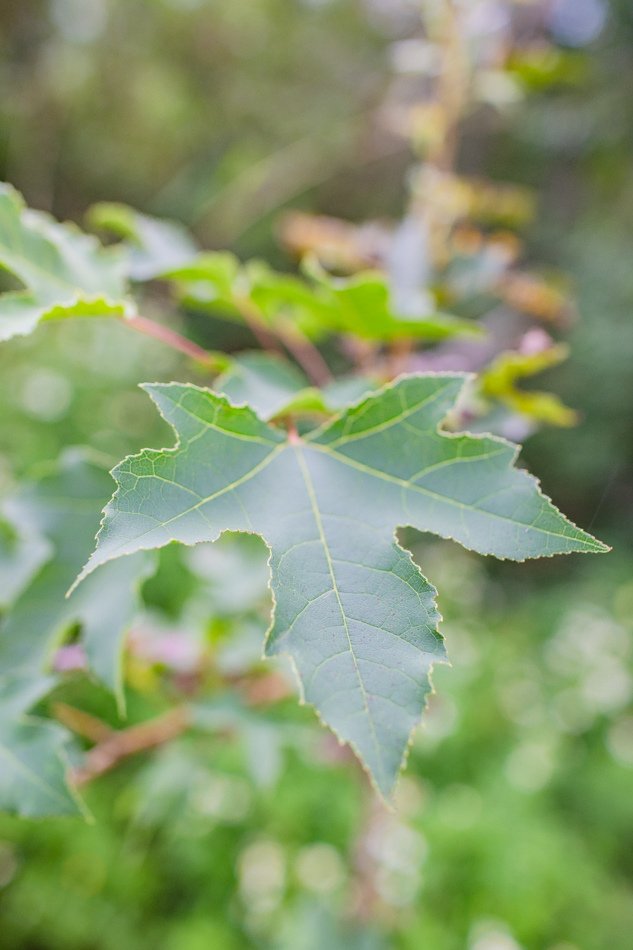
[[292, 442, 386, 787]]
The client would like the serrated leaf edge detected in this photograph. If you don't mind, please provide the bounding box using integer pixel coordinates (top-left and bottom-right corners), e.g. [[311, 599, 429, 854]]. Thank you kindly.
[[66, 372, 609, 798]]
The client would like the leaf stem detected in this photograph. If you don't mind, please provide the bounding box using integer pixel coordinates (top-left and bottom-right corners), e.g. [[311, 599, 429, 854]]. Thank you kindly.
[[387, 337, 415, 380], [234, 294, 285, 354], [429, 0, 466, 175], [53, 702, 113, 744], [277, 320, 333, 387], [70, 707, 190, 787], [126, 313, 222, 368], [235, 296, 333, 387]]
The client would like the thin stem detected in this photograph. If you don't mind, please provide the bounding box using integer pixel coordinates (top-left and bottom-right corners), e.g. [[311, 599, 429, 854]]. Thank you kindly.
[[126, 313, 220, 367], [71, 707, 190, 787], [234, 295, 285, 354], [416, 0, 468, 263], [235, 296, 333, 387], [387, 338, 414, 380], [53, 702, 113, 744], [384, 0, 468, 379], [277, 320, 333, 387], [429, 0, 466, 174]]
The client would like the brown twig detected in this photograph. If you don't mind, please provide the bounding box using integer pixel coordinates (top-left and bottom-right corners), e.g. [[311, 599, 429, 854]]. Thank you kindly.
[[385, 0, 468, 375], [235, 296, 333, 387], [126, 313, 220, 367], [71, 707, 190, 787], [234, 294, 285, 354], [53, 702, 113, 744], [430, 0, 467, 175], [343, 337, 379, 374], [277, 320, 333, 387], [417, 0, 469, 264]]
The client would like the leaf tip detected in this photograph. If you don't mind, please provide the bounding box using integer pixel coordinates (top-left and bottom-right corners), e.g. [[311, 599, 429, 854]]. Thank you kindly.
[[590, 538, 612, 554]]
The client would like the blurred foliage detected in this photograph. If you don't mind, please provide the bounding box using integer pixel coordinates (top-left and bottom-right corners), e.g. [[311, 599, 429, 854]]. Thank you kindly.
[[1, 0, 632, 946], [0, 544, 631, 949], [0, 0, 386, 240], [479, 337, 577, 427]]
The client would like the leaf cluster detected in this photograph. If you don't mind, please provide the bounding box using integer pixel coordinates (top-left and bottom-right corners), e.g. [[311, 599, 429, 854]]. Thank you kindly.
[[0, 183, 607, 814]]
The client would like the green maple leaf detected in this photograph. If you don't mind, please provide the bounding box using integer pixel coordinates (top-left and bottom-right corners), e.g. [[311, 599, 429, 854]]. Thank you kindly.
[[74, 375, 607, 796], [0, 183, 132, 341], [0, 452, 154, 709]]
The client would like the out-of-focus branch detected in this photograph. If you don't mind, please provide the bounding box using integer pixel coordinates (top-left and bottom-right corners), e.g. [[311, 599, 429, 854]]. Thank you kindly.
[[429, 0, 468, 174], [276, 319, 333, 387], [126, 313, 222, 368], [386, 0, 470, 378], [234, 296, 333, 387], [53, 702, 113, 744], [413, 0, 469, 265], [69, 707, 190, 787], [234, 294, 285, 354]]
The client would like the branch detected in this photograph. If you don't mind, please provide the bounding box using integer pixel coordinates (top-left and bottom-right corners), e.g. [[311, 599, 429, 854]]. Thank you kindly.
[[277, 320, 333, 387], [234, 294, 285, 354], [71, 707, 190, 787], [126, 313, 224, 368], [431, 0, 466, 175], [234, 296, 333, 387], [53, 702, 113, 744]]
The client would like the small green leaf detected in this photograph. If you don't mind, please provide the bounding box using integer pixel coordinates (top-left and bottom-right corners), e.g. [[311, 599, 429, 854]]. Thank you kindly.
[[168, 252, 242, 313], [0, 183, 133, 341], [322, 375, 381, 411], [87, 202, 199, 281], [321, 270, 483, 341], [215, 352, 378, 420], [480, 343, 578, 427], [216, 352, 315, 418], [169, 252, 478, 344], [75, 375, 607, 796], [244, 260, 335, 336]]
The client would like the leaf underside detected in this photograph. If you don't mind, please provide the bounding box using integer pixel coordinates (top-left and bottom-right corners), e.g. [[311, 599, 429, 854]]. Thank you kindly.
[[76, 374, 606, 796]]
